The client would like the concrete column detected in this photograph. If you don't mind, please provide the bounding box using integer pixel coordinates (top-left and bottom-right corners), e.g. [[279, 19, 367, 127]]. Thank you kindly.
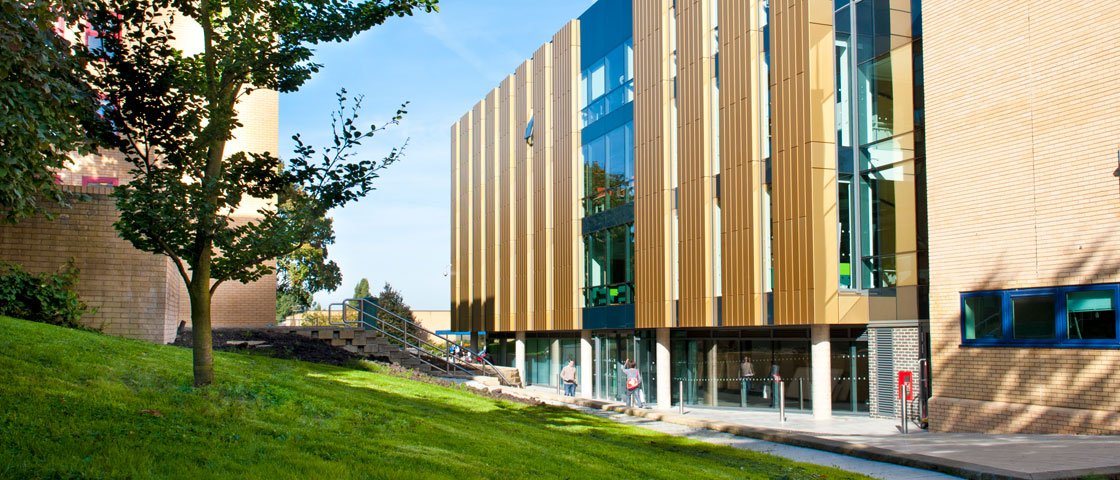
[[706, 342, 718, 406], [580, 330, 593, 398], [514, 331, 526, 387], [811, 324, 832, 420], [551, 338, 561, 388], [656, 328, 672, 409]]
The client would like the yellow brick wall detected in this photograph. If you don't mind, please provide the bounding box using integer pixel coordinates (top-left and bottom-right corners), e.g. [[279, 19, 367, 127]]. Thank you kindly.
[[59, 150, 133, 186], [413, 310, 451, 334], [0, 187, 180, 343], [1, 13, 279, 341], [177, 267, 278, 329], [923, 0, 1120, 434]]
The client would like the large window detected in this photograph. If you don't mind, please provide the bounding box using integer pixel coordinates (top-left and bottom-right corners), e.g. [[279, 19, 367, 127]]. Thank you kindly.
[[961, 284, 1120, 347], [581, 40, 634, 126], [584, 224, 634, 307], [583, 122, 634, 214], [834, 0, 923, 292], [526, 338, 553, 386]]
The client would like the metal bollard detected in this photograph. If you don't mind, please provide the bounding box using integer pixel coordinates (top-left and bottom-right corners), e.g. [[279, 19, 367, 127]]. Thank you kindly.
[[900, 383, 909, 434], [679, 380, 685, 414], [778, 381, 786, 422], [799, 378, 804, 411]]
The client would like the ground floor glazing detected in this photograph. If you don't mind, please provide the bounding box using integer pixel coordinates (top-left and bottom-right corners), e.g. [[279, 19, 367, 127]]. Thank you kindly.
[[485, 326, 878, 416]]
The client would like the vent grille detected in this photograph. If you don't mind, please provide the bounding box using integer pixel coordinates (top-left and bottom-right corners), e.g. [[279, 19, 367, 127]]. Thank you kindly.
[[875, 329, 896, 416]]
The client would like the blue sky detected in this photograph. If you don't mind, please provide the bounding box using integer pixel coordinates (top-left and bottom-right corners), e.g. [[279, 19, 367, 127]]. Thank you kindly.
[[280, 0, 596, 310]]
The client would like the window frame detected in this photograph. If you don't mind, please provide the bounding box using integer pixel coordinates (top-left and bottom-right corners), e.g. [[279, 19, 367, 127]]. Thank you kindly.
[[960, 283, 1120, 349]]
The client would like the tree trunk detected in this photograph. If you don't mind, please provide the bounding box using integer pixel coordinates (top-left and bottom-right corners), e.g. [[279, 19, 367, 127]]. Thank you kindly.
[[189, 273, 214, 387]]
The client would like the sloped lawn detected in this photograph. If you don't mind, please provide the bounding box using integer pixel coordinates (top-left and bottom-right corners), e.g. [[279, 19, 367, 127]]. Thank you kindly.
[[0, 316, 868, 479]]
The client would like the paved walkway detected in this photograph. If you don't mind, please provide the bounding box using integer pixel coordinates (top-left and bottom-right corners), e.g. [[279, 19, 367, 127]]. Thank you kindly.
[[491, 385, 1120, 480]]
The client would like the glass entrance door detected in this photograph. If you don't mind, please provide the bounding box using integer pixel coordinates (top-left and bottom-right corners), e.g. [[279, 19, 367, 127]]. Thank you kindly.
[[593, 332, 637, 402]]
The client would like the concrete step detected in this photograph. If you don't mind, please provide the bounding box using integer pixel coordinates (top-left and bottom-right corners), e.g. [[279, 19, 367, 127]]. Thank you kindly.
[[471, 375, 501, 387]]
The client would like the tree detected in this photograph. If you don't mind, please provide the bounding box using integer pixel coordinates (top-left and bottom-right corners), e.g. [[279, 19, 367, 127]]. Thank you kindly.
[[87, 0, 439, 386], [374, 282, 414, 324], [0, 0, 105, 222], [275, 213, 342, 321], [353, 278, 371, 299]]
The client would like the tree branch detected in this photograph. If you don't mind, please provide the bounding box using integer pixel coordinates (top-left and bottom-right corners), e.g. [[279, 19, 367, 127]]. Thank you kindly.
[[209, 278, 224, 295], [146, 229, 191, 286]]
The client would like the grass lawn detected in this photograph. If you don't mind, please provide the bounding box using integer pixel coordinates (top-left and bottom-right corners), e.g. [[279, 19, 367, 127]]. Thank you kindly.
[[0, 316, 869, 479]]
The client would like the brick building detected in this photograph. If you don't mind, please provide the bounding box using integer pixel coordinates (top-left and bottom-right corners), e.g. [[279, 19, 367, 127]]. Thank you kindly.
[[0, 16, 278, 344], [923, 0, 1120, 434]]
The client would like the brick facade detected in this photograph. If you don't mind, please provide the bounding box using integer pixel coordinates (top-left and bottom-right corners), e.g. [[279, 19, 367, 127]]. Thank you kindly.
[[923, 0, 1120, 434], [0, 186, 279, 341], [0, 187, 179, 343], [0, 40, 279, 341], [178, 265, 278, 329], [867, 327, 921, 421]]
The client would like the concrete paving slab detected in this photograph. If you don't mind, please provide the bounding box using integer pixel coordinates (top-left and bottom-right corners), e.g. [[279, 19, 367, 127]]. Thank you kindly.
[[506, 386, 1120, 480]]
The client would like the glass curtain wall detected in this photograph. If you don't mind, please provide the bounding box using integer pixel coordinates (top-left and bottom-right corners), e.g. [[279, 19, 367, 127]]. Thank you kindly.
[[525, 338, 553, 386], [584, 224, 635, 307], [583, 122, 635, 215], [519, 336, 584, 387], [669, 329, 869, 413], [484, 337, 515, 367], [759, 0, 774, 323], [581, 40, 634, 127], [582, 37, 636, 309], [835, 0, 925, 294]]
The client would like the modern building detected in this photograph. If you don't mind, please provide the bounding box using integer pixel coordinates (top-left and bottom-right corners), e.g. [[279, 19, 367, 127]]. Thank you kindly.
[[450, 0, 925, 422], [451, 0, 1120, 433], [0, 15, 279, 344]]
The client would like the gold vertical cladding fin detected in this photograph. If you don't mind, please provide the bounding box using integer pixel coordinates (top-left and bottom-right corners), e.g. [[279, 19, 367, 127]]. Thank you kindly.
[[470, 101, 485, 333], [551, 21, 581, 331], [531, 42, 553, 332], [770, 0, 837, 326], [450, 121, 460, 331], [459, 110, 473, 332], [515, 59, 533, 332], [498, 75, 514, 333], [719, 0, 764, 327], [634, 0, 674, 329], [484, 89, 498, 333], [676, 0, 715, 328]]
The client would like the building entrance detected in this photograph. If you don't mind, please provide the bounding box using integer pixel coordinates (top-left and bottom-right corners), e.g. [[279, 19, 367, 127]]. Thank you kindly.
[[591, 330, 657, 405]]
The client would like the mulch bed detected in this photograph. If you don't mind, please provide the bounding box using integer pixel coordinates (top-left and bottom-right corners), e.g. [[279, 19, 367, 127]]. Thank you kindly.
[[172, 328, 373, 366], [171, 328, 542, 406]]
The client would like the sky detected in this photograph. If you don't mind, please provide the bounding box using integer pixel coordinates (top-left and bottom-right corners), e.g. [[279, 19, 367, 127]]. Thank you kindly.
[[280, 0, 597, 310]]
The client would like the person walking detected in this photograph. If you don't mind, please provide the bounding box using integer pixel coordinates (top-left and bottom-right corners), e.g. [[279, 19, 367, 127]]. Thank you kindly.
[[560, 359, 578, 397], [769, 363, 781, 408], [740, 356, 755, 407], [623, 359, 643, 408]]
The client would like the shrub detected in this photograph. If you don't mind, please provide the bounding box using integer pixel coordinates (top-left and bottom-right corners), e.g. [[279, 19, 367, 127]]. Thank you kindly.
[[0, 260, 93, 328], [300, 311, 332, 326]]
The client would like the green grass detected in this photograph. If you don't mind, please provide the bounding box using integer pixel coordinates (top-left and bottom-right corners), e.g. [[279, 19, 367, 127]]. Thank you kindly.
[[0, 316, 869, 479]]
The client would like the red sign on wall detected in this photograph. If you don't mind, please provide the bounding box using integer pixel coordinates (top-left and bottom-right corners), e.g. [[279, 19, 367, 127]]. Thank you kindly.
[[898, 370, 914, 401]]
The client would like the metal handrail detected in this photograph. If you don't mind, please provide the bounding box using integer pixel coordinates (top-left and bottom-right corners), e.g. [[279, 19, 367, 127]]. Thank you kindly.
[[341, 301, 459, 375], [347, 300, 513, 386], [333, 297, 513, 387], [326, 301, 455, 376], [343, 299, 507, 384]]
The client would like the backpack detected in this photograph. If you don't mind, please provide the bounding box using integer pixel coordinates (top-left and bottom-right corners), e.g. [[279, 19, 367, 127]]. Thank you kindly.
[[626, 376, 640, 391]]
